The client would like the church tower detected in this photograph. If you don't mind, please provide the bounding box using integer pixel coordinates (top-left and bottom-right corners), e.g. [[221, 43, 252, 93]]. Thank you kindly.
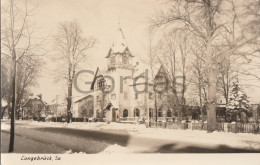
[[105, 27, 134, 72], [105, 27, 134, 121]]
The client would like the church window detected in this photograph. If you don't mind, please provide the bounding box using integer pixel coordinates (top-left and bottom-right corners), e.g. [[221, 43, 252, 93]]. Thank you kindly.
[[97, 81, 102, 90], [123, 109, 128, 117], [122, 56, 128, 64], [134, 108, 140, 117], [167, 110, 172, 117], [158, 108, 163, 117], [111, 56, 116, 64], [149, 108, 153, 117]]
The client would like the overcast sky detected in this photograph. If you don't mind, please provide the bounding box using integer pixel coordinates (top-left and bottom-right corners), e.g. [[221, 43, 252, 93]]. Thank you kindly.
[[9, 0, 259, 104], [26, 0, 161, 102]]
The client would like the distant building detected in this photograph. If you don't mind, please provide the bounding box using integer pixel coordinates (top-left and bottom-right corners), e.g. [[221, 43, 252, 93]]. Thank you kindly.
[[23, 94, 47, 120], [73, 95, 94, 118]]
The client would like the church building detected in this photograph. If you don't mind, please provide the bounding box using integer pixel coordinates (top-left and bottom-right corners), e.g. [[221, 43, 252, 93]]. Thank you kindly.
[[90, 27, 174, 122]]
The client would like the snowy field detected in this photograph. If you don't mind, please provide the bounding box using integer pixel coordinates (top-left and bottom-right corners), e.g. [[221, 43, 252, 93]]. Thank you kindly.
[[1, 120, 260, 153]]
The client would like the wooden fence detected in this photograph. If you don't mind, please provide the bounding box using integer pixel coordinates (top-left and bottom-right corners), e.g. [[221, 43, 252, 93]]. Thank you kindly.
[[149, 122, 260, 134]]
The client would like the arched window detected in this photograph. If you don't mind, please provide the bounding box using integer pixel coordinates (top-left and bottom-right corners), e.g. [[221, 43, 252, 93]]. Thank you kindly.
[[123, 109, 128, 117], [167, 110, 172, 117], [149, 108, 153, 117], [134, 108, 140, 117], [122, 56, 128, 64], [158, 108, 163, 117]]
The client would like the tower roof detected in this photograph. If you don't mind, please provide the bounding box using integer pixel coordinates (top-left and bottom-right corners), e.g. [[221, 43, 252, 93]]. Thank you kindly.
[[105, 27, 133, 58], [111, 28, 127, 53]]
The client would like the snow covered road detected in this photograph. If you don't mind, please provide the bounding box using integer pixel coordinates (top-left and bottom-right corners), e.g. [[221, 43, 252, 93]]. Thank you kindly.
[[1, 120, 260, 153]]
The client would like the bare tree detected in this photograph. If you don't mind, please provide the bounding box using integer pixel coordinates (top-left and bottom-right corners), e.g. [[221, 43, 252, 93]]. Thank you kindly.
[[140, 31, 160, 123], [1, 56, 12, 119], [79, 99, 94, 118], [189, 38, 208, 122], [16, 56, 42, 119], [149, 0, 260, 132], [155, 29, 192, 122], [157, 31, 179, 121], [1, 0, 44, 152], [54, 20, 95, 123]]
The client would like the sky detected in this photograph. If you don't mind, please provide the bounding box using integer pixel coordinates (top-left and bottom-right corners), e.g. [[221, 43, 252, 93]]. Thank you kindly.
[[24, 0, 160, 103], [4, 0, 259, 104]]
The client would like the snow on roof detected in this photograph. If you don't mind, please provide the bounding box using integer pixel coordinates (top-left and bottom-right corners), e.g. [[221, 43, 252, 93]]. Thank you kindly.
[[110, 28, 127, 53], [23, 94, 47, 107], [109, 100, 119, 109], [74, 94, 93, 103]]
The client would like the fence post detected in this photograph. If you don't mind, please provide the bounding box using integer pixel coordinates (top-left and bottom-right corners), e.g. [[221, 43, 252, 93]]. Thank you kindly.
[[231, 122, 237, 133], [224, 123, 228, 132]]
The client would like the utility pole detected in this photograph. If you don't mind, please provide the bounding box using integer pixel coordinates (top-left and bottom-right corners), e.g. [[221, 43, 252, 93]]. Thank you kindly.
[[56, 95, 58, 122]]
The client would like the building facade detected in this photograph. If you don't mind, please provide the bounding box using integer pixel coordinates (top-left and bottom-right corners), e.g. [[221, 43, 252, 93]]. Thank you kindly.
[[90, 27, 161, 122], [73, 95, 94, 118]]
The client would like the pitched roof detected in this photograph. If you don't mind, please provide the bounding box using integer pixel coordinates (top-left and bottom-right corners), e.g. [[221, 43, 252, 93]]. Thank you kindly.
[[74, 95, 93, 103], [155, 65, 169, 80], [105, 28, 134, 58], [23, 95, 47, 107]]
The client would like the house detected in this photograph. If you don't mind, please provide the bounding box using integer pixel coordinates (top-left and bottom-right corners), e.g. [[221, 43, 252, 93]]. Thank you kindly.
[[1, 99, 9, 119], [22, 94, 47, 120], [73, 95, 94, 118]]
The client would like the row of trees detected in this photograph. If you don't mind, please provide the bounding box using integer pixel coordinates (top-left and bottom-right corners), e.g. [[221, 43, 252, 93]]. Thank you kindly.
[[144, 0, 260, 132], [1, 0, 95, 152], [1, 0, 46, 152]]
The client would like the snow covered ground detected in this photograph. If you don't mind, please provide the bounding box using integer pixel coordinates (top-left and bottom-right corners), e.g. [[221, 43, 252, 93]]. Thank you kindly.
[[1, 120, 260, 153], [16, 120, 260, 149], [1, 121, 133, 154], [1, 132, 68, 153]]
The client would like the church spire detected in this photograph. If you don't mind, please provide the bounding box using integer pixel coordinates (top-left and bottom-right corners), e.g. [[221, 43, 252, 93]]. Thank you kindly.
[[107, 25, 127, 55], [105, 24, 133, 59]]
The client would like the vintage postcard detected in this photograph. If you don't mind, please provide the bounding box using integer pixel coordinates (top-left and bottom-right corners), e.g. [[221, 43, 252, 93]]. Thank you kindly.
[[1, 0, 260, 164]]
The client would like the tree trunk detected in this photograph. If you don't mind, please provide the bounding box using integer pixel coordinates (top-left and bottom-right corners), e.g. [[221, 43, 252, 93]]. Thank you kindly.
[[205, 0, 217, 133], [154, 92, 158, 122], [176, 100, 181, 122], [206, 35, 217, 132], [67, 81, 73, 123], [207, 68, 217, 132], [199, 84, 204, 123], [9, 57, 16, 153], [99, 93, 105, 122]]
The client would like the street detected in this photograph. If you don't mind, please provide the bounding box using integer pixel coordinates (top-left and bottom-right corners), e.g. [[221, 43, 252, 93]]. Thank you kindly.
[[1, 120, 260, 153]]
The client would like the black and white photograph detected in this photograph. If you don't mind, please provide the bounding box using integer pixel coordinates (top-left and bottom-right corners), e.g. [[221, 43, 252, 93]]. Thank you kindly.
[[1, 0, 260, 164]]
